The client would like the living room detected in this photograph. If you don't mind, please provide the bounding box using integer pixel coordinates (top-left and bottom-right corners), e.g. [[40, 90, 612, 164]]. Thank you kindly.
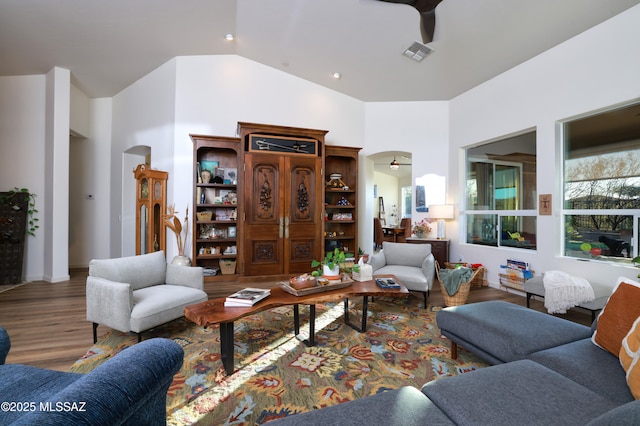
[[2, 3, 640, 291], [1, 1, 640, 424]]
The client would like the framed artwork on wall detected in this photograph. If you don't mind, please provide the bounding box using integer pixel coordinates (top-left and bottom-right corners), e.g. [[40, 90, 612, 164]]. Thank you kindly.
[[539, 194, 552, 215], [416, 185, 427, 212]]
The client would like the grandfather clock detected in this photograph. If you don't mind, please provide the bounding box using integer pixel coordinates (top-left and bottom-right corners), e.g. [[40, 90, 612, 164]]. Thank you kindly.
[[134, 164, 168, 255]]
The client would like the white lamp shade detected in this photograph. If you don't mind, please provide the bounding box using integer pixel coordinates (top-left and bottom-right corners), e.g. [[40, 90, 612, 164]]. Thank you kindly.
[[427, 204, 454, 220], [427, 205, 454, 239]]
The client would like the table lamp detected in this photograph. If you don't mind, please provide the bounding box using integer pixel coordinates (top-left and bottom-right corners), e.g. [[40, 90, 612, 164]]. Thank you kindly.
[[428, 204, 454, 239]]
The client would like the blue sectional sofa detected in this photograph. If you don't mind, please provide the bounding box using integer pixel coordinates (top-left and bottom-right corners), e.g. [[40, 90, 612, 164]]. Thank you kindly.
[[271, 300, 640, 425], [0, 325, 183, 425]]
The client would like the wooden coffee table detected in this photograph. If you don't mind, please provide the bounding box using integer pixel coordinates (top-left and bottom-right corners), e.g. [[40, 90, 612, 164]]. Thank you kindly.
[[184, 275, 408, 375]]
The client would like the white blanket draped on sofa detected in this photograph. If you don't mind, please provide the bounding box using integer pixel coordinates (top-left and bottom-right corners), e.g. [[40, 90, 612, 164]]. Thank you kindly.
[[543, 270, 595, 314]]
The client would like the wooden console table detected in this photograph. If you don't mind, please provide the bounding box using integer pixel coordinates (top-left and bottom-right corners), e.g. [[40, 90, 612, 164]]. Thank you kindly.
[[406, 238, 449, 266]]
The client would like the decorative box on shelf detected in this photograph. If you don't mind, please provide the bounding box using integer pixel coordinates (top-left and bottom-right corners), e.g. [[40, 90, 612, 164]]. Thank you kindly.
[[331, 212, 353, 221]]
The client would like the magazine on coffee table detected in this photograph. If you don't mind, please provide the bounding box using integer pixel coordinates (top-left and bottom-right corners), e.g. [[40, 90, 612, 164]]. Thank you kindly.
[[224, 287, 271, 307]]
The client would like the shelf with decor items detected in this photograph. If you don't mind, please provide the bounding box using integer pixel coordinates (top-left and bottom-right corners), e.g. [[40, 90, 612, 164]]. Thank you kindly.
[[191, 134, 241, 281], [324, 145, 361, 257]]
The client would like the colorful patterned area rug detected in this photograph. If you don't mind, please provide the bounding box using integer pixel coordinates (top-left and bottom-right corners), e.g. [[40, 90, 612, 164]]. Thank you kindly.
[[69, 297, 488, 425]]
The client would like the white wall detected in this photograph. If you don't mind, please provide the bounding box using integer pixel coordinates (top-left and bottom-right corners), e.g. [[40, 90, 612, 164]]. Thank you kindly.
[[70, 84, 90, 137], [373, 171, 399, 223], [449, 4, 640, 288], [363, 101, 449, 250], [0, 75, 46, 281], [44, 67, 71, 282], [110, 55, 366, 259], [111, 59, 178, 257], [69, 97, 113, 267], [69, 84, 90, 268], [0, 69, 72, 282], [171, 55, 366, 259]]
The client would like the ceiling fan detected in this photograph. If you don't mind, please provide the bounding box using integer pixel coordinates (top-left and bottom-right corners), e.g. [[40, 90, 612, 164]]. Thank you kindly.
[[374, 0, 444, 44], [375, 156, 412, 170]]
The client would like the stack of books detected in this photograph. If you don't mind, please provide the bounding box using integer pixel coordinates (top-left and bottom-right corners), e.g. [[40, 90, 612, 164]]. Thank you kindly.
[[224, 288, 271, 307]]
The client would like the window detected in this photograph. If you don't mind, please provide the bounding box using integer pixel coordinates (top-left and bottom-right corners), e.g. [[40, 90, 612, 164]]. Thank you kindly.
[[465, 131, 537, 250], [562, 102, 640, 263], [401, 186, 412, 219]]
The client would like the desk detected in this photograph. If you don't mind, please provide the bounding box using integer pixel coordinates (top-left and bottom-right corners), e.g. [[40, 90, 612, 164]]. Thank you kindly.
[[406, 238, 449, 266], [184, 275, 408, 375]]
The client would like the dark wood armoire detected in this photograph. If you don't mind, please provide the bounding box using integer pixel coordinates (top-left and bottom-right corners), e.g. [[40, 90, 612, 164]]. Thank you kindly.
[[237, 122, 327, 276]]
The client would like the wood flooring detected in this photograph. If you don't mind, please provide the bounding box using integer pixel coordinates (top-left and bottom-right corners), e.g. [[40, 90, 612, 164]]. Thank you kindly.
[[0, 270, 593, 372]]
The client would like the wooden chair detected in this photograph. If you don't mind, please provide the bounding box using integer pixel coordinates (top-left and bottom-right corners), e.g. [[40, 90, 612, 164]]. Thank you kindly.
[[374, 218, 385, 250], [396, 218, 412, 243]]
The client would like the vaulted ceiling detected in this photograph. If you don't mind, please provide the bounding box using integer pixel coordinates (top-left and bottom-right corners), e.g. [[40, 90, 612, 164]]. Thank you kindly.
[[1, 0, 638, 101]]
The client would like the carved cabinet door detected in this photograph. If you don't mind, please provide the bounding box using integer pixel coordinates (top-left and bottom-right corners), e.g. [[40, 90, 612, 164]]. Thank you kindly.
[[243, 153, 323, 276]]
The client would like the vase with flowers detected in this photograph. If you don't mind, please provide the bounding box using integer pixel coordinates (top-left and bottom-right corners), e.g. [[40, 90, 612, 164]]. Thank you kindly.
[[164, 204, 190, 265], [412, 219, 432, 238]]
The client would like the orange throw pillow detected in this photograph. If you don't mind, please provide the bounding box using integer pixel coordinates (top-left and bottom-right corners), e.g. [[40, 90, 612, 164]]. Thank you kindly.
[[620, 316, 640, 399], [592, 277, 640, 356]]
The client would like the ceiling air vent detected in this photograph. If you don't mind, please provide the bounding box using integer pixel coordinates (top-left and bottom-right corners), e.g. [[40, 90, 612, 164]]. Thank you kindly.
[[402, 41, 434, 62]]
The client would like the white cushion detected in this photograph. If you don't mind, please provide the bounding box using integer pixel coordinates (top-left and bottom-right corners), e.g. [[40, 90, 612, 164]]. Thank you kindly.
[[130, 285, 207, 332], [89, 251, 167, 291], [382, 242, 431, 268]]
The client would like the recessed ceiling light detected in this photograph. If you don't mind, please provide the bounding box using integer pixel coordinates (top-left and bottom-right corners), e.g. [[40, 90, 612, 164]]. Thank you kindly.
[[332, 72, 341, 79], [225, 33, 234, 41]]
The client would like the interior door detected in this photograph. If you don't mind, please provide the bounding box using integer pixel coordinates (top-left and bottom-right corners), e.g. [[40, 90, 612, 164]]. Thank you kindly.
[[243, 153, 322, 276]]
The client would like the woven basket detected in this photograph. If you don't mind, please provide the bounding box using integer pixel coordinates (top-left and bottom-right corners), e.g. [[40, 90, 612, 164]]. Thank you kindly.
[[196, 211, 213, 221], [444, 262, 487, 288], [220, 260, 236, 275], [436, 262, 481, 307]]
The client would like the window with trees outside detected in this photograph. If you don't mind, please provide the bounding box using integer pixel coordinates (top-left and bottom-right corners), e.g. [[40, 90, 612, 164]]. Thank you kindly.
[[563, 102, 640, 264], [401, 186, 412, 219], [465, 131, 537, 250]]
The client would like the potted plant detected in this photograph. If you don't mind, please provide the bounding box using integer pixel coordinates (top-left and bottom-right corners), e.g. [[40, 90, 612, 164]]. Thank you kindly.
[[358, 247, 370, 263], [311, 247, 347, 278], [0, 188, 39, 236]]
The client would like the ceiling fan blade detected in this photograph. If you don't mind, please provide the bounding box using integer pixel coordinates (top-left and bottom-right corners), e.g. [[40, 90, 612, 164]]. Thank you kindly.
[[373, 0, 443, 44]]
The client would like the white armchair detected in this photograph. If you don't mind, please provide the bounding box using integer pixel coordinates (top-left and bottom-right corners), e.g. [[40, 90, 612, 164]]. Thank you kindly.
[[370, 242, 435, 308], [86, 251, 207, 343]]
